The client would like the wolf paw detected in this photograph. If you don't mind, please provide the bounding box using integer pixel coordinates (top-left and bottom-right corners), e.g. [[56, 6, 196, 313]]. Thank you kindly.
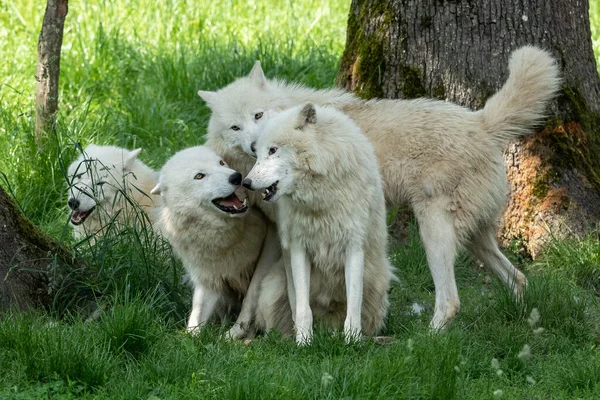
[[186, 325, 201, 336], [224, 324, 254, 341], [295, 329, 313, 346], [343, 321, 362, 344]]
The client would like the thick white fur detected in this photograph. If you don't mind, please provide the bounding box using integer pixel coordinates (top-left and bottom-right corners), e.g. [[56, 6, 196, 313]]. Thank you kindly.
[[152, 146, 290, 338], [246, 104, 395, 344], [200, 46, 561, 329], [67, 144, 160, 240]]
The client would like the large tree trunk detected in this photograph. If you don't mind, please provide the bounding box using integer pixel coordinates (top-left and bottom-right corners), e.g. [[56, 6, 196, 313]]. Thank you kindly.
[[338, 0, 600, 257], [0, 185, 75, 311], [35, 0, 68, 146]]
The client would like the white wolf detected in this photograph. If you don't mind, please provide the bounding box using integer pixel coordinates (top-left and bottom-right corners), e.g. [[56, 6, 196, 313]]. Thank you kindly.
[[199, 46, 561, 330], [151, 146, 291, 339], [67, 145, 160, 241], [244, 103, 395, 344]]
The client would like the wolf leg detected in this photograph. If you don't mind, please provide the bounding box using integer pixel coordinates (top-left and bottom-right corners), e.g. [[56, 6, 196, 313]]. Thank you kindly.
[[290, 240, 313, 345], [226, 223, 281, 340], [187, 282, 220, 334], [467, 225, 527, 297], [283, 247, 296, 322], [416, 198, 460, 330], [344, 246, 364, 342]]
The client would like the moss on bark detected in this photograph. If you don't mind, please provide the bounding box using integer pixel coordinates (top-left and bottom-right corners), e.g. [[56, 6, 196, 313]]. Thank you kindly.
[[337, 0, 393, 98], [555, 86, 600, 191]]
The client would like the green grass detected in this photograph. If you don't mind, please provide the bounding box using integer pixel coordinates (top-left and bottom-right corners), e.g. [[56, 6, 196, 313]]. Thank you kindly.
[[1, 0, 600, 398]]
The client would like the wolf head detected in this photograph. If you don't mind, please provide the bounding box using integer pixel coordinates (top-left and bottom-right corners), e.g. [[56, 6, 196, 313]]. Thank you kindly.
[[243, 103, 328, 203], [198, 62, 280, 157], [67, 145, 144, 227], [151, 146, 248, 218]]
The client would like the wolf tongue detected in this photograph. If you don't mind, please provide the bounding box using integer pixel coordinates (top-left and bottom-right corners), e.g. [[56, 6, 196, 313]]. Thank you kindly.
[[220, 194, 244, 208]]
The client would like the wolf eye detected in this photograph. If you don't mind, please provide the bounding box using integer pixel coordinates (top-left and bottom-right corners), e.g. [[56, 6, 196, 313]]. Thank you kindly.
[[74, 173, 84, 180], [96, 181, 106, 186], [255, 112, 263, 120], [231, 125, 240, 131], [194, 173, 205, 180], [219, 160, 225, 166], [268, 147, 277, 156]]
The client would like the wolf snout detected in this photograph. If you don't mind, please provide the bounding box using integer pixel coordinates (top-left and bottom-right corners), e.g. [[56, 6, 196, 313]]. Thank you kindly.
[[229, 172, 242, 186], [68, 198, 80, 210], [242, 178, 253, 190]]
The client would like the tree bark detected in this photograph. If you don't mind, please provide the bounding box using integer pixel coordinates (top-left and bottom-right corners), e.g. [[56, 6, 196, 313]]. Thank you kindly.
[[0, 185, 79, 312], [338, 0, 600, 257], [35, 0, 68, 146]]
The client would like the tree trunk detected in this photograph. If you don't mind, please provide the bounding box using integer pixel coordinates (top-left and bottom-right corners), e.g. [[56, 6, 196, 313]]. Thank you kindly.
[[338, 0, 600, 257], [35, 0, 68, 146], [0, 185, 80, 312]]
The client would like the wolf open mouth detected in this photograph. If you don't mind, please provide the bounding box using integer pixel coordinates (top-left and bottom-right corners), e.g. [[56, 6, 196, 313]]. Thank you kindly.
[[262, 181, 278, 201], [70, 207, 96, 225], [212, 193, 248, 214]]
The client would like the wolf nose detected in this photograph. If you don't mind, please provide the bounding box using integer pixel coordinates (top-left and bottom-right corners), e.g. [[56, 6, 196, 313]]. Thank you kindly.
[[229, 172, 242, 186], [242, 179, 253, 190], [250, 142, 256, 154], [68, 198, 80, 210]]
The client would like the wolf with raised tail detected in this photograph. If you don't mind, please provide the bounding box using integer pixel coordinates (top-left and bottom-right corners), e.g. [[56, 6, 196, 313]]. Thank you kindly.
[[199, 46, 561, 330]]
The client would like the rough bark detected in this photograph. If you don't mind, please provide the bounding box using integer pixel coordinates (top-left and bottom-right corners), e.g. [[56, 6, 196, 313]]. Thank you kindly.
[[338, 0, 600, 257], [0, 185, 78, 312], [35, 0, 68, 145]]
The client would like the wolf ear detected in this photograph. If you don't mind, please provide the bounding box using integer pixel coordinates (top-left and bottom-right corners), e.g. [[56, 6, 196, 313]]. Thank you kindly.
[[296, 103, 317, 129], [124, 148, 142, 170], [197, 90, 217, 107], [248, 60, 267, 88], [150, 183, 162, 195]]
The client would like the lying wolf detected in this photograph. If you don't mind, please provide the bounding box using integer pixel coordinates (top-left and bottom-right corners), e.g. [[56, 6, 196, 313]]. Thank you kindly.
[[67, 145, 160, 241], [151, 146, 291, 339], [199, 46, 560, 329], [244, 103, 395, 344]]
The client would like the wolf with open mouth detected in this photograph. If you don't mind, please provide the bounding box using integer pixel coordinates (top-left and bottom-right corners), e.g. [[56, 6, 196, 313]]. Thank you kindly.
[[244, 103, 395, 345], [67, 144, 160, 241], [151, 145, 292, 339]]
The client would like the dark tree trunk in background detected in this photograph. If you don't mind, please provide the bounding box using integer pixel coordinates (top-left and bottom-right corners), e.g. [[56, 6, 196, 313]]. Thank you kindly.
[[35, 0, 68, 145], [2, 0, 93, 314], [0, 186, 73, 311], [338, 0, 600, 257]]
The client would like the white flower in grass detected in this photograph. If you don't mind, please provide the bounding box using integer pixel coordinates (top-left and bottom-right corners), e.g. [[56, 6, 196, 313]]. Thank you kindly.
[[526, 375, 536, 385], [454, 366, 460, 373], [321, 372, 334, 386], [518, 344, 532, 361], [491, 358, 504, 376], [493, 389, 504, 398], [527, 308, 540, 327], [533, 327, 545, 335], [491, 358, 501, 370], [407, 338, 414, 352]]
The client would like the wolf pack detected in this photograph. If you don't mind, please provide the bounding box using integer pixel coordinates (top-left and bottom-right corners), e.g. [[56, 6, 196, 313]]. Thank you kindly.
[[67, 46, 560, 344]]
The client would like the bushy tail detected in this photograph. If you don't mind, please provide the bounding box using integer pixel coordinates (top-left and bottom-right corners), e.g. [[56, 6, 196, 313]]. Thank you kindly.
[[481, 46, 561, 144]]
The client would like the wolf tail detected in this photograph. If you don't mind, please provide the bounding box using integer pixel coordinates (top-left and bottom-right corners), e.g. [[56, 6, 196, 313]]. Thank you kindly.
[[480, 46, 561, 145]]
